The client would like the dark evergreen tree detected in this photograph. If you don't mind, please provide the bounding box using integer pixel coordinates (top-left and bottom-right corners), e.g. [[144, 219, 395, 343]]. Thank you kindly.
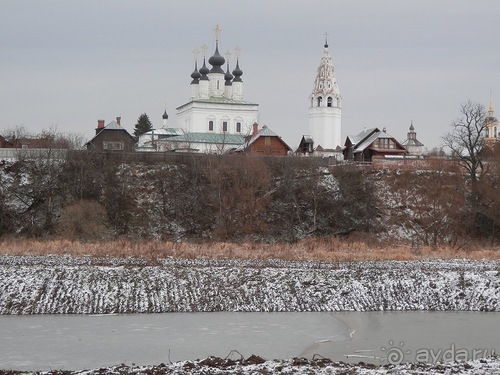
[[133, 113, 153, 138]]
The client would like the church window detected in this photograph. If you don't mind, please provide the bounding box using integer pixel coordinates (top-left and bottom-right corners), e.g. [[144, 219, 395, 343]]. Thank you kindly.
[[327, 97, 333, 107], [209, 121, 214, 131], [223, 121, 228, 132], [265, 137, 271, 146], [236, 122, 241, 132], [317, 96, 322, 107], [217, 81, 220, 90], [495, 127, 497, 138]]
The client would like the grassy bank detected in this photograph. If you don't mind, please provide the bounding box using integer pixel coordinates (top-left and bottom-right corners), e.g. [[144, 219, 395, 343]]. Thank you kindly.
[[0, 237, 498, 261]]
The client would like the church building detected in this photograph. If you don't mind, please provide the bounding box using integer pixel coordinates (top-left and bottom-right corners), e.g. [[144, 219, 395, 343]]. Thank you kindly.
[[401, 121, 424, 155], [300, 34, 342, 158], [175, 26, 259, 148], [484, 94, 499, 144]]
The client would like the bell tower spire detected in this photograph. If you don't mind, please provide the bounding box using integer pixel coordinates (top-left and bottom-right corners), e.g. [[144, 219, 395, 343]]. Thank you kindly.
[[308, 33, 342, 153]]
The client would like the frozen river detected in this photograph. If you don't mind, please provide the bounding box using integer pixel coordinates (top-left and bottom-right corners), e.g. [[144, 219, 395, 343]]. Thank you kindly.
[[0, 311, 498, 371]]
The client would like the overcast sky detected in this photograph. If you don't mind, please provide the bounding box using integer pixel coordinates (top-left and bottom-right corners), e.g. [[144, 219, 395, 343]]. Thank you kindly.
[[1, 1, 499, 150]]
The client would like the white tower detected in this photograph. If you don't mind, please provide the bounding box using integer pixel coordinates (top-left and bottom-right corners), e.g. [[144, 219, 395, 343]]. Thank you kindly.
[[308, 34, 342, 151]]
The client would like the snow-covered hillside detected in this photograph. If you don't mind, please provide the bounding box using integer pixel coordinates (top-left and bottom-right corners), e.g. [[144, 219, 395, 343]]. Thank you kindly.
[[1, 256, 498, 314]]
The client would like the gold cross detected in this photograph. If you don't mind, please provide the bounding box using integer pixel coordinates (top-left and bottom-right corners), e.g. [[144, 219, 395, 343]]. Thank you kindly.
[[234, 46, 241, 59], [193, 48, 199, 61], [225, 50, 231, 63], [324, 31, 329, 44], [214, 25, 222, 42], [201, 44, 208, 58]]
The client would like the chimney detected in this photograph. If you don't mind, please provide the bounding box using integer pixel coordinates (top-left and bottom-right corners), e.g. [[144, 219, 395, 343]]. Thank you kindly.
[[116, 116, 121, 126], [252, 122, 259, 136], [96, 119, 105, 135]]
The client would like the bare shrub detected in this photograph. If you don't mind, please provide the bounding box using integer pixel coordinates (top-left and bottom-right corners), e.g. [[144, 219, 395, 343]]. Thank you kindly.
[[57, 200, 110, 241]]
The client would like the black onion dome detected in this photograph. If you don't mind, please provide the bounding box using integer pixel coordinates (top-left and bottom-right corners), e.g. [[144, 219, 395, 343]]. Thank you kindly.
[[208, 42, 225, 74], [162, 110, 168, 120], [224, 64, 233, 86], [232, 60, 243, 82], [199, 58, 209, 80], [409, 123, 414, 131], [190, 62, 201, 84]]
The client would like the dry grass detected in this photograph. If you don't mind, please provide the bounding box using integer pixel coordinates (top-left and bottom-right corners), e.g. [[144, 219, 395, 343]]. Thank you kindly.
[[0, 236, 498, 261]]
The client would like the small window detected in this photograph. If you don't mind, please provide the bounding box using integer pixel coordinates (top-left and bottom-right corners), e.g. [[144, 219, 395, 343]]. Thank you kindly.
[[236, 122, 241, 133], [265, 137, 271, 146], [317, 96, 322, 107], [223, 121, 228, 132], [327, 97, 333, 107], [208, 120, 214, 131]]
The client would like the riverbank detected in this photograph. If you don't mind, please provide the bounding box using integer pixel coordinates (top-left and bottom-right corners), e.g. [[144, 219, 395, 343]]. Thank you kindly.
[[2, 355, 500, 375], [1, 256, 499, 314]]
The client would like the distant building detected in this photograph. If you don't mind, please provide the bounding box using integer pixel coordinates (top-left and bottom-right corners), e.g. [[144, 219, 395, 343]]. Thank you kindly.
[[136, 110, 186, 151], [175, 26, 258, 150], [85, 117, 136, 152], [235, 123, 292, 156], [484, 95, 499, 144], [401, 122, 424, 155], [307, 34, 342, 158], [0, 135, 14, 148], [296, 135, 315, 155], [343, 127, 407, 161]]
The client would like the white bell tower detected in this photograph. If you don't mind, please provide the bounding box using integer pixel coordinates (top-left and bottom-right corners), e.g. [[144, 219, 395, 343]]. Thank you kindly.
[[308, 33, 342, 150]]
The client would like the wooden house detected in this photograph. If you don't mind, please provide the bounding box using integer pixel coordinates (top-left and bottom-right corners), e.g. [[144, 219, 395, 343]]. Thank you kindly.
[[235, 123, 291, 156], [343, 127, 407, 162], [85, 117, 136, 152]]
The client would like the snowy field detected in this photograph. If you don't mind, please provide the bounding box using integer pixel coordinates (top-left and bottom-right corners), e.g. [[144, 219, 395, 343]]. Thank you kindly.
[[0, 256, 499, 314]]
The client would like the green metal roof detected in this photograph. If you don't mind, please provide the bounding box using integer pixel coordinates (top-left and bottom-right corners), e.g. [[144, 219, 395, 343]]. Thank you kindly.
[[168, 132, 245, 145]]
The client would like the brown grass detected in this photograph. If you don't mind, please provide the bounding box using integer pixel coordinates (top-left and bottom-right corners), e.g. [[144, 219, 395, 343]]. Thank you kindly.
[[0, 236, 498, 261]]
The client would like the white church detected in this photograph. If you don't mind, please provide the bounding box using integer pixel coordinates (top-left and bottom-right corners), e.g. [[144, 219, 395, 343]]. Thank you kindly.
[[138, 26, 259, 153]]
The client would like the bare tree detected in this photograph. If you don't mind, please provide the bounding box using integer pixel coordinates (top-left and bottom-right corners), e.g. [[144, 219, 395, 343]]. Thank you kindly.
[[442, 100, 494, 237], [442, 101, 486, 184]]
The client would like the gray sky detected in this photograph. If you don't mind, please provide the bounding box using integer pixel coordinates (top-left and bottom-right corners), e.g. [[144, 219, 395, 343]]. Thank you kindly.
[[1, 0, 499, 150]]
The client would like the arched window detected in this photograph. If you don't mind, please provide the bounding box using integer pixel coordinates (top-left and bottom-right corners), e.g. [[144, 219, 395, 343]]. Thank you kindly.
[[327, 97, 333, 107], [236, 122, 241, 133], [317, 96, 322, 107], [223, 121, 228, 132], [208, 121, 214, 131]]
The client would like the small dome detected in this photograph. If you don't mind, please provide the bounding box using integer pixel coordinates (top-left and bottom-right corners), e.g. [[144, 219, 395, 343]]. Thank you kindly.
[[199, 58, 209, 80], [209, 42, 225, 74], [162, 110, 168, 120], [224, 64, 233, 85], [190, 62, 201, 84], [232, 60, 243, 82], [409, 122, 414, 131]]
